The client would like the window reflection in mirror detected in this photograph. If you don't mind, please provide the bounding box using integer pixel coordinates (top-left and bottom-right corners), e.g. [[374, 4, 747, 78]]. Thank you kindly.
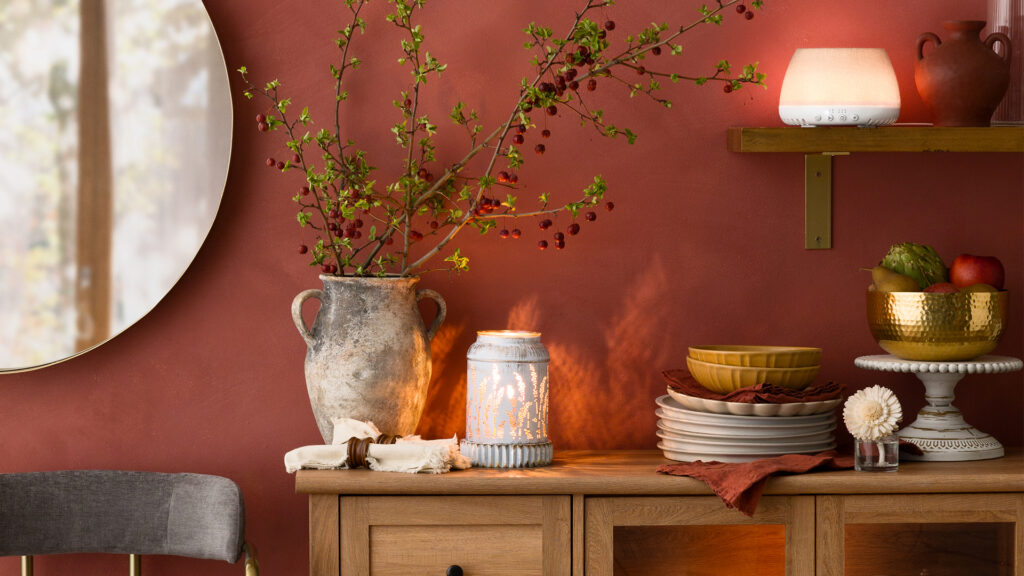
[[0, 0, 231, 371]]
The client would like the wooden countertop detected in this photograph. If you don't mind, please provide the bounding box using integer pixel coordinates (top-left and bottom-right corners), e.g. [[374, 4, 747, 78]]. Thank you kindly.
[[296, 448, 1024, 496]]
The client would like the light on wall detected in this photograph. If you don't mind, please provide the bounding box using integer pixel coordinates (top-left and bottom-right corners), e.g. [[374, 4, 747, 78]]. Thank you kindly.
[[460, 330, 552, 468], [779, 48, 901, 127]]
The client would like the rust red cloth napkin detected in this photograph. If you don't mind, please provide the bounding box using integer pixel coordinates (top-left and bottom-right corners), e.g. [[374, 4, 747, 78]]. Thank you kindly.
[[662, 370, 844, 403], [658, 451, 854, 516]]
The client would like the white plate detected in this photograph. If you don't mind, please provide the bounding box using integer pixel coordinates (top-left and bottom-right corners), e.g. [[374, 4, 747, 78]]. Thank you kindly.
[[658, 441, 837, 463], [657, 420, 836, 445], [666, 388, 842, 417], [656, 395, 834, 426], [656, 409, 837, 438], [656, 430, 836, 454]]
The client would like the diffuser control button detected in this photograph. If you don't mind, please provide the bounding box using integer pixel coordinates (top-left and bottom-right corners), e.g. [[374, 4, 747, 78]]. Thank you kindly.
[[814, 114, 822, 122], [851, 114, 860, 122], [827, 115, 834, 121], [839, 115, 847, 121]]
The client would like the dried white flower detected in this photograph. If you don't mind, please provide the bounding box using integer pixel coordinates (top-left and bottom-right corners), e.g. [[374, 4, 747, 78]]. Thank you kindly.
[[843, 385, 902, 441]]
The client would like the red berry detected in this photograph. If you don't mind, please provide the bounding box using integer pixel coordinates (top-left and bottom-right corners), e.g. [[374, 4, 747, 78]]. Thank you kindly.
[[555, 240, 565, 250], [535, 144, 545, 155], [546, 105, 558, 116], [651, 46, 662, 56], [321, 264, 332, 274], [328, 222, 338, 232], [512, 134, 525, 145], [585, 211, 597, 222], [539, 219, 552, 230], [517, 124, 527, 134], [301, 186, 310, 196], [604, 20, 615, 31], [403, 98, 412, 108], [554, 232, 565, 241], [499, 229, 510, 239], [509, 173, 519, 184], [636, 66, 646, 75], [565, 68, 578, 80], [256, 113, 266, 123], [353, 230, 362, 239], [292, 153, 301, 164], [298, 244, 308, 254], [410, 230, 423, 241], [258, 122, 269, 132], [511, 229, 522, 239], [606, 201, 615, 211], [429, 220, 439, 230], [569, 80, 580, 90], [567, 223, 581, 235], [498, 171, 509, 183], [354, 219, 364, 229], [417, 168, 428, 179], [744, 10, 754, 19], [541, 129, 551, 138], [587, 78, 597, 91], [723, 83, 734, 93], [265, 157, 275, 167], [598, 30, 607, 39], [328, 209, 339, 218], [385, 236, 395, 245], [425, 172, 435, 182], [276, 161, 285, 170], [522, 103, 533, 112], [538, 240, 548, 250], [736, 4, 747, 12]]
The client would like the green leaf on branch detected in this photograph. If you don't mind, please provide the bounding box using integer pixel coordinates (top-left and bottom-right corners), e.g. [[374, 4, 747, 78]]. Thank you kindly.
[[445, 249, 470, 272], [297, 211, 312, 227]]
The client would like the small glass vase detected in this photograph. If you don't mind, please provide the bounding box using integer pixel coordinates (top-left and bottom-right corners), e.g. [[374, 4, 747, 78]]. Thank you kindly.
[[854, 435, 899, 472]]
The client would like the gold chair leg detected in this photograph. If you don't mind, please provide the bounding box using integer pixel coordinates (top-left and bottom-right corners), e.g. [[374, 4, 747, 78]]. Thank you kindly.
[[21, 556, 33, 576], [244, 542, 259, 576], [129, 554, 141, 576]]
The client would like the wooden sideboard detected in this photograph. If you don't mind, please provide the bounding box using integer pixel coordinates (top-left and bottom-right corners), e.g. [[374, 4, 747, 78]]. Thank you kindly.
[[296, 450, 1024, 575]]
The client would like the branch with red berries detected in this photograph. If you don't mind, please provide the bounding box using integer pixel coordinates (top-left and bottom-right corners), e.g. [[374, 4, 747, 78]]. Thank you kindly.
[[239, 0, 767, 277]]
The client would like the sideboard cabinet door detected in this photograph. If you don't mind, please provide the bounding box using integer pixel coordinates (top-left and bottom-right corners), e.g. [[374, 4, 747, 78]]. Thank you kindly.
[[584, 495, 814, 576], [339, 495, 571, 576], [816, 493, 1023, 576]]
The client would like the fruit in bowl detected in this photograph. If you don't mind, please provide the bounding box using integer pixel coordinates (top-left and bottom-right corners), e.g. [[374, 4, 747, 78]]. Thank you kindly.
[[865, 244, 1008, 361]]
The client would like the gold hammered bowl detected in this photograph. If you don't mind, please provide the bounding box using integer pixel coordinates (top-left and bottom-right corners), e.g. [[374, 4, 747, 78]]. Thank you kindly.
[[866, 290, 1008, 362]]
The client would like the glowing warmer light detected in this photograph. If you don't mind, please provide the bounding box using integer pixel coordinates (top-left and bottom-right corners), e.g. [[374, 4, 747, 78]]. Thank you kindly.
[[460, 330, 552, 468], [779, 48, 900, 126]]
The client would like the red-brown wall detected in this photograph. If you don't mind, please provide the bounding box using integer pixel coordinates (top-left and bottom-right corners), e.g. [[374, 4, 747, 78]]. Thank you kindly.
[[2, 1, 1021, 574]]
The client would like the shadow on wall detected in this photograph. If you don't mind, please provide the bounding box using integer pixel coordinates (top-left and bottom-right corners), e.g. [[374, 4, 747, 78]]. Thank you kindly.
[[419, 257, 672, 449]]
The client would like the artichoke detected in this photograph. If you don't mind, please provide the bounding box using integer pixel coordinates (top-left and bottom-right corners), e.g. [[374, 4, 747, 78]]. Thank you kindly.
[[880, 242, 948, 290]]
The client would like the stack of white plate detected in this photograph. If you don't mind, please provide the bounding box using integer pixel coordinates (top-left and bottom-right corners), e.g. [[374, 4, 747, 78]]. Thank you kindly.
[[656, 394, 838, 463]]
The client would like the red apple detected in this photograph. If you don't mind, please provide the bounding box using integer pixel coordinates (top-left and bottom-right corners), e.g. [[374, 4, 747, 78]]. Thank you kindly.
[[924, 282, 959, 293], [950, 254, 1005, 290]]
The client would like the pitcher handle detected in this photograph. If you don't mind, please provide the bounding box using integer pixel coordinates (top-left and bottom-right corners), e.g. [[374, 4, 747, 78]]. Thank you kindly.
[[292, 289, 325, 349], [916, 32, 941, 61], [416, 289, 447, 341], [985, 32, 1012, 64]]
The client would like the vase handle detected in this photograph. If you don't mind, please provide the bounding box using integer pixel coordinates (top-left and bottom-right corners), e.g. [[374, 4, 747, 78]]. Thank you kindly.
[[416, 289, 447, 341], [985, 32, 1012, 64], [916, 32, 941, 62], [291, 289, 325, 349]]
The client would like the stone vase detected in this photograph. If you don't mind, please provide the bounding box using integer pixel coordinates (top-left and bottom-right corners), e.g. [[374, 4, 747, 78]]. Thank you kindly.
[[915, 20, 1012, 126], [291, 275, 446, 443]]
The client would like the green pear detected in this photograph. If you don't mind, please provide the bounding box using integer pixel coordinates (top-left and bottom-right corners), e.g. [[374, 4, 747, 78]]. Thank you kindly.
[[871, 266, 920, 292]]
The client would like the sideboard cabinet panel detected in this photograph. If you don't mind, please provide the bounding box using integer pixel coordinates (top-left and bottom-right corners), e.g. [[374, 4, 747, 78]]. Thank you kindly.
[[816, 493, 1024, 576], [339, 495, 571, 576], [584, 495, 814, 576]]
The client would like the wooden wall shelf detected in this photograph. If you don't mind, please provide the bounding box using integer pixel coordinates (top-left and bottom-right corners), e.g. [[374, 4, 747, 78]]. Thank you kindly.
[[726, 125, 1024, 250], [727, 125, 1024, 153]]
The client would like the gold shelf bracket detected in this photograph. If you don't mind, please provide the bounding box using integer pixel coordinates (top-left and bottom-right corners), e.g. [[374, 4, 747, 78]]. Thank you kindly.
[[805, 152, 849, 250]]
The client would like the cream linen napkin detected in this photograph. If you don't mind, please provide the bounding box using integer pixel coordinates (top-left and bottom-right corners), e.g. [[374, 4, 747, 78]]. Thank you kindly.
[[284, 418, 471, 474]]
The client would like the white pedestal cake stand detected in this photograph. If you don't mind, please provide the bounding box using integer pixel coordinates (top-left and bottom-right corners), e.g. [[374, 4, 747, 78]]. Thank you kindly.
[[854, 355, 1023, 462]]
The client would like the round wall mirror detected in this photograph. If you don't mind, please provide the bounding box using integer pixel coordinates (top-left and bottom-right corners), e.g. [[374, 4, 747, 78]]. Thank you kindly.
[[0, 0, 231, 372]]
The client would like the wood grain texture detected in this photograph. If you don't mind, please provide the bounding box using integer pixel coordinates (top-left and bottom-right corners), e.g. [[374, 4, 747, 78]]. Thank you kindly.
[[309, 494, 339, 576], [586, 496, 812, 576], [816, 496, 845, 576], [339, 496, 570, 576], [726, 125, 1024, 153], [572, 495, 585, 576], [296, 449, 1024, 495]]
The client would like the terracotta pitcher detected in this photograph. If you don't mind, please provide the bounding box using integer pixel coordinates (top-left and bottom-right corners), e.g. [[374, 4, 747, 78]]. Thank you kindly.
[[915, 20, 1012, 126], [292, 276, 446, 443]]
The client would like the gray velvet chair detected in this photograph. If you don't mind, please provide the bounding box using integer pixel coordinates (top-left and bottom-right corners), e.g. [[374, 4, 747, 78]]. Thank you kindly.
[[0, 470, 258, 575]]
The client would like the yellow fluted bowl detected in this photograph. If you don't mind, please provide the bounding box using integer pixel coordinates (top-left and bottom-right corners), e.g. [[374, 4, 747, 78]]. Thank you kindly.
[[685, 356, 819, 394], [688, 345, 822, 368], [866, 290, 1008, 362]]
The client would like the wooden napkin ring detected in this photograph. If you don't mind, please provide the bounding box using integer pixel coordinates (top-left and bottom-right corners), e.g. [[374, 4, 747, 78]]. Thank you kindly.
[[346, 434, 403, 469]]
